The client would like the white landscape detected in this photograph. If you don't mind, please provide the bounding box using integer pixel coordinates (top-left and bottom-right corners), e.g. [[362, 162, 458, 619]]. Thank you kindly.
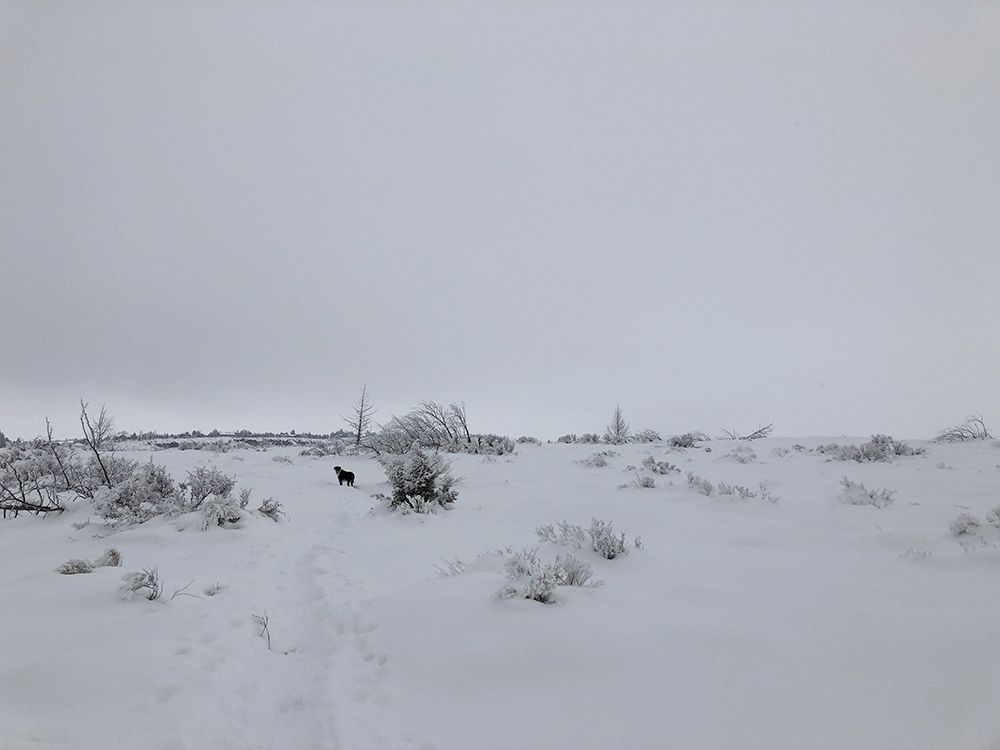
[[3, 2, 1000, 749], [2, 421, 999, 750]]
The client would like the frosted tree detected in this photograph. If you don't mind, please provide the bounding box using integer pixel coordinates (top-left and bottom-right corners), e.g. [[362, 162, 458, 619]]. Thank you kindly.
[[343, 385, 376, 447], [603, 404, 631, 445]]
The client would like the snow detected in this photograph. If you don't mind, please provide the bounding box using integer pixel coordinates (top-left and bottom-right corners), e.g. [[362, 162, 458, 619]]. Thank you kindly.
[[2, 438, 1000, 749]]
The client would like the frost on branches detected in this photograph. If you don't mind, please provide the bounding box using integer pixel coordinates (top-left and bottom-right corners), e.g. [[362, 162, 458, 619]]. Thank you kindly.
[[376, 442, 460, 513]]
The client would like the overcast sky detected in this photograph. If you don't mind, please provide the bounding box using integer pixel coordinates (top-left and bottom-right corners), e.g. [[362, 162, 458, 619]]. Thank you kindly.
[[2, 1, 998, 441]]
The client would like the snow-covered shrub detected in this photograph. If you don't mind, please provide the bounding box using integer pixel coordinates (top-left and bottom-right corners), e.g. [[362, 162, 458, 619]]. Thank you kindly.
[[238, 487, 251, 509], [299, 439, 347, 457], [58, 558, 94, 575], [497, 548, 599, 604], [271, 455, 294, 465], [553, 553, 595, 586], [722, 446, 757, 464], [716, 481, 779, 502], [641, 455, 679, 475], [935, 415, 992, 443], [717, 482, 753, 498], [516, 436, 542, 445], [631, 428, 661, 443], [838, 477, 895, 509], [200, 495, 243, 530], [589, 518, 629, 560], [816, 435, 924, 463], [984, 506, 1000, 529], [536, 521, 586, 549], [377, 443, 460, 513], [92, 460, 183, 524], [578, 450, 616, 468], [257, 496, 285, 522], [619, 474, 655, 489], [183, 466, 236, 509], [950, 512, 980, 536], [668, 432, 708, 448], [579, 433, 601, 444], [556, 434, 577, 444], [94, 548, 123, 567], [204, 582, 227, 596], [505, 548, 544, 578], [118, 567, 162, 601], [686, 472, 715, 496]]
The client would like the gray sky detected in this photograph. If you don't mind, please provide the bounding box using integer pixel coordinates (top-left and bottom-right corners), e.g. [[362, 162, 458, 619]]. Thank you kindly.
[[2, 1, 998, 441]]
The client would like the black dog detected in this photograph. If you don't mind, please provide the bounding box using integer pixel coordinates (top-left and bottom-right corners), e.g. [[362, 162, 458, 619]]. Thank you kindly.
[[334, 466, 355, 487]]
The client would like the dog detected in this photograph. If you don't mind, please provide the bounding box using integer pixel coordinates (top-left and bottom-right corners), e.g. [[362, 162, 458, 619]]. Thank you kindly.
[[333, 466, 355, 487]]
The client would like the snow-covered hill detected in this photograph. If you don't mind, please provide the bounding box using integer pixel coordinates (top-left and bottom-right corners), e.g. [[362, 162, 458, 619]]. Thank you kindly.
[[2, 438, 999, 749]]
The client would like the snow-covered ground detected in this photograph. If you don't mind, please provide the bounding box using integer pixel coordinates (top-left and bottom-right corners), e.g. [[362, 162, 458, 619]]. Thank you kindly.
[[3, 438, 999, 750]]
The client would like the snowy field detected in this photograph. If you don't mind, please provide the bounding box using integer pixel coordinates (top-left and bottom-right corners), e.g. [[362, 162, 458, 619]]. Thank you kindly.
[[3, 437, 1000, 750]]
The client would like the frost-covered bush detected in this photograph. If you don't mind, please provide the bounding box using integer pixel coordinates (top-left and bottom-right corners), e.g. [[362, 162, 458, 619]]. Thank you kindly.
[[716, 481, 779, 502], [516, 436, 542, 445], [299, 439, 347, 457], [496, 548, 599, 604], [838, 477, 895, 509], [935, 415, 992, 443], [722, 446, 757, 464], [200, 495, 244, 530], [950, 512, 980, 536], [816, 435, 924, 463], [92, 460, 183, 524], [536, 521, 587, 549], [578, 451, 616, 468], [589, 518, 629, 559], [94, 548, 123, 567], [984, 506, 1000, 529], [556, 434, 577, 444], [668, 432, 708, 448], [118, 567, 162, 601], [271, 455, 294, 465], [377, 443, 460, 513], [631, 429, 661, 443], [641, 455, 679, 475], [58, 558, 94, 575], [183, 466, 236, 509], [553, 554, 595, 586], [505, 548, 544, 578], [257, 496, 285, 522], [619, 474, 656, 489], [686, 472, 715, 496], [579, 433, 601, 444]]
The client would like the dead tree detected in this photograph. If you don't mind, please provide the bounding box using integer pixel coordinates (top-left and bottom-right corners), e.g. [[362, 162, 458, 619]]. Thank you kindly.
[[80, 400, 114, 486], [741, 423, 774, 441], [343, 385, 376, 447]]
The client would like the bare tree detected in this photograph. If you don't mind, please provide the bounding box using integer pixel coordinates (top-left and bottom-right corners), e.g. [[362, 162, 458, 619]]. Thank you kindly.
[[603, 404, 631, 445], [741, 423, 774, 441], [45, 418, 90, 498], [343, 385, 376, 447], [449, 402, 472, 444], [416, 400, 460, 443], [80, 400, 114, 486]]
